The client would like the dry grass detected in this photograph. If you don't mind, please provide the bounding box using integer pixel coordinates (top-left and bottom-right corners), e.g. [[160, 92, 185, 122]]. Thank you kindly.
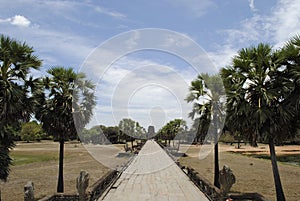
[[0, 141, 111, 201], [179, 143, 300, 201]]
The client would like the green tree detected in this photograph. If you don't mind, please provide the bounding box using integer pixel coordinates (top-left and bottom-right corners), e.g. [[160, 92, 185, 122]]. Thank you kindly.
[[119, 118, 134, 144], [81, 126, 100, 144], [81, 125, 120, 144], [221, 42, 299, 201], [221, 64, 259, 147], [105, 126, 120, 144], [186, 73, 225, 188], [135, 122, 146, 139], [191, 116, 210, 144], [0, 35, 41, 181], [19, 121, 45, 142], [118, 118, 144, 148], [280, 35, 300, 143], [35, 67, 95, 193], [158, 119, 186, 146]]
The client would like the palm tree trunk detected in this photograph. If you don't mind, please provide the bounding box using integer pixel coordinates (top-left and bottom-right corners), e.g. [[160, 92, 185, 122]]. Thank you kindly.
[[213, 110, 220, 188], [214, 142, 220, 188], [57, 139, 64, 193], [269, 138, 285, 201], [252, 129, 258, 147]]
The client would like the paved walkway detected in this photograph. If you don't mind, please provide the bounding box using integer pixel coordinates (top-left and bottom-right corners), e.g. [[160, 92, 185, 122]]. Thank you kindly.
[[100, 140, 209, 201]]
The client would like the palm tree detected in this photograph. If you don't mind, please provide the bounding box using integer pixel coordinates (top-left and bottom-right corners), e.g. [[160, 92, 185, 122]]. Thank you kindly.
[[0, 35, 41, 182], [281, 35, 300, 131], [186, 73, 225, 188], [35, 67, 95, 193], [221, 43, 299, 201], [221, 67, 258, 146]]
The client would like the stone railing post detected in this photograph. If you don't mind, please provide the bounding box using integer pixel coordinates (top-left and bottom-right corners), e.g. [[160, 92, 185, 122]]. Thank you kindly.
[[219, 165, 236, 197], [24, 181, 34, 201], [76, 170, 89, 201]]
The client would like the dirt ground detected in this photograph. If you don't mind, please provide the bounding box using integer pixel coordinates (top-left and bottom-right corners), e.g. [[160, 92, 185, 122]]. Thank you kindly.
[[0, 141, 116, 201], [179, 143, 300, 201]]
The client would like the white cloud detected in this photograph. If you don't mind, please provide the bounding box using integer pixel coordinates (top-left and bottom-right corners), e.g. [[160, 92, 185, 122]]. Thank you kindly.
[[167, 0, 216, 18], [208, 45, 238, 69], [87, 56, 195, 129], [248, 0, 257, 12], [216, 0, 300, 58], [220, 14, 267, 47], [269, 0, 300, 45], [163, 33, 193, 48], [0, 15, 31, 27], [1, 23, 95, 70], [94, 6, 126, 19], [125, 30, 140, 50]]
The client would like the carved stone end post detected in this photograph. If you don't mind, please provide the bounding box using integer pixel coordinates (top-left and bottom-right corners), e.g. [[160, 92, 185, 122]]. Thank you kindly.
[[76, 171, 89, 201], [24, 181, 34, 201], [219, 165, 236, 197]]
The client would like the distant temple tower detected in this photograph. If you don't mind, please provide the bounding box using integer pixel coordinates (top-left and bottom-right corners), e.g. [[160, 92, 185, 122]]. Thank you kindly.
[[147, 126, 155, 139]]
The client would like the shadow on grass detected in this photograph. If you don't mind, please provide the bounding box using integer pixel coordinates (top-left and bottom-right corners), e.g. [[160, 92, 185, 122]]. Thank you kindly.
[[228, 151, 300, 166]]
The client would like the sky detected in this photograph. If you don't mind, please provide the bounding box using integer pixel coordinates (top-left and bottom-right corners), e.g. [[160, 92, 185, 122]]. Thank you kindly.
[[1, 0, 300, 131]]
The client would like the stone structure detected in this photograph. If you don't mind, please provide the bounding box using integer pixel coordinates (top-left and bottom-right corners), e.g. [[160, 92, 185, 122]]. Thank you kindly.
[[24, 181, 34, 201], [186, 167, 220, 201], [147, 125, 155, 139], [219, 165, 236, 196], [76, 171, 89, 201]]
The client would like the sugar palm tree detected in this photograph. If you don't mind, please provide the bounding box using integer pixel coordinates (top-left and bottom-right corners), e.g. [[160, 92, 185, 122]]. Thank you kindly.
[[221, 67, 258, 146], [281, 35, 300, 129], [35, 67, 95, 193], [186, 73, 225, 188], [0, 35, 41, 181], [221, 43, 299, 201]]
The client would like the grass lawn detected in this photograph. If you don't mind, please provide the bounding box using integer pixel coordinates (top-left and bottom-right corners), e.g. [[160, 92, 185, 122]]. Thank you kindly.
[[179, 143, 300, 201], [11, 151, 58, 166], [0, 141, 110, 201]]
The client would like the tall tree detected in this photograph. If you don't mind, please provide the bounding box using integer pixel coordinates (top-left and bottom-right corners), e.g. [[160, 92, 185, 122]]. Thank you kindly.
[[221, 43, 299, 201], [0, 35, 41, 181], [186, 73, 225, 188], [19, 121, 45, 142], [281, 35, 300, 138], [158, 119, 187, 146], [221, 66, 258, 146], [35, 67, 95, 193], [118, 118, 145, 147]]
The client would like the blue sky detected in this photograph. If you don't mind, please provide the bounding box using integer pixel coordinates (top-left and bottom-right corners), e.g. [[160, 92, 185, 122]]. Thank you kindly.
[[1, 0, 300, 130]]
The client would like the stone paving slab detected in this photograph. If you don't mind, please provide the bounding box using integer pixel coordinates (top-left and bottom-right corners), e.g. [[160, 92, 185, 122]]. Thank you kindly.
[[100, 140, 209, 201]]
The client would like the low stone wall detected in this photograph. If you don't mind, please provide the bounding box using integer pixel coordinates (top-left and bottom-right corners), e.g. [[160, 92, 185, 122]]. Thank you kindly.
[[184, 166, 221, 201], [38, 194, 78, 201], [88, 170, 118, 201], [38, 170, 119, 201], [177, 163, 269, 201]]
